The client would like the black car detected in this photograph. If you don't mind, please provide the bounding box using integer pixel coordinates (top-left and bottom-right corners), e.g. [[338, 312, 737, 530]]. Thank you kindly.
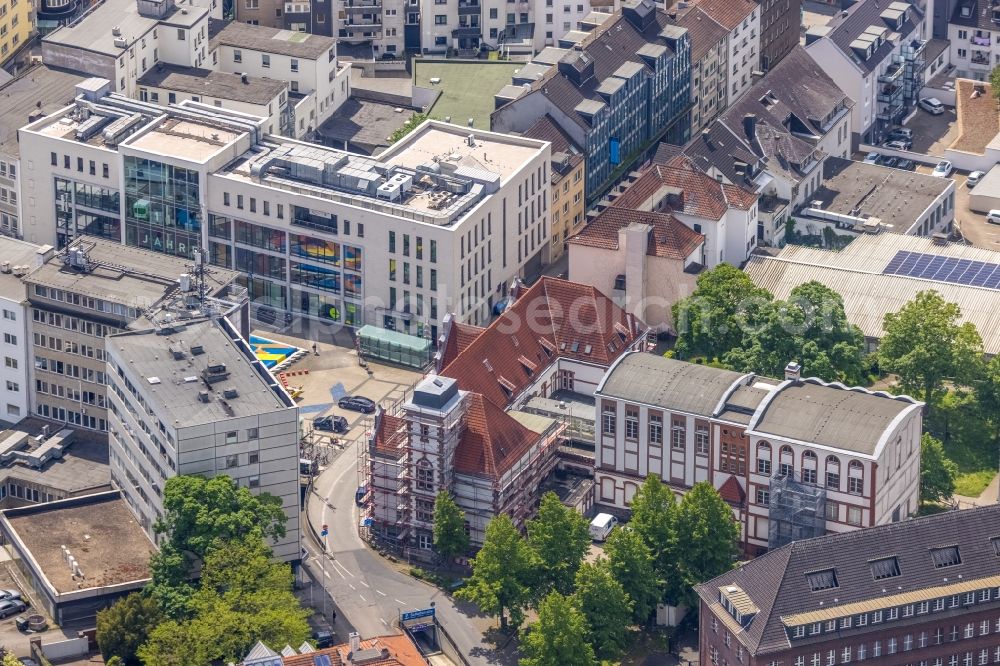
[[313, 415, 348, 433], [895, 159, 916, 171], [312, 630, 334, 649], [881, 156, 899, 168], [338, 395, 376, 413]]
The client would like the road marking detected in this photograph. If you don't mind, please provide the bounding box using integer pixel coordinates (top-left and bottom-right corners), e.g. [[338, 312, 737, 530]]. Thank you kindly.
[[332, 559, 356, 578], [348, 583, 356, 590], [381, 618, 389, 627], [359, 594, 367, 602], [322, 570, 329, 578], [359, 580, 370, 588], [394, 598, 407, 606], [376, 590, 386, 596]]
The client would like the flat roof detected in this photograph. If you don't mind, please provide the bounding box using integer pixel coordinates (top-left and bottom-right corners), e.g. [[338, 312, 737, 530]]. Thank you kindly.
[[4, 493, 154, 594], [413, 60, 522, 130], [317, 98, 415, 155], [209, 18, 335, 59], [43, 0, 207, 55], [138, 64, 286, 105], [0, 238, 39, 301], [0, 418, 110, 494], [125, 116, 245, 162], [23, 236, 238, 308], [109, 317, 294, 427], [0, 65, 87, 158], [806, 157, 952, 234], [952, 79, 999, 155]]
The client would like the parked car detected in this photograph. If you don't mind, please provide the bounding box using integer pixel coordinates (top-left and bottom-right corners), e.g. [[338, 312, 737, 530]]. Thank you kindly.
[[863, 151, 880, 165], [895, 159, 916, 171], [881, 156, 899, 168], [0, 590, 21, 602], [0, 599, 26, 618], [338, 395, 376, 413], [313, 415, 348, 433], [919, 97, 945, 115], [987, 210, 1000, 225], [589, 513, 619, 542], [355, 484, 367, 505], [932, 160, 954, 177], [887, 127, 914, 141], [967, 170, 987, 187], [883, 139, 911, 151]]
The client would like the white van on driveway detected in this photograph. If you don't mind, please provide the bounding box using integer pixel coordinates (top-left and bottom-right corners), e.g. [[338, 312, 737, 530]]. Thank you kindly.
[[589, 513, 618, 542]]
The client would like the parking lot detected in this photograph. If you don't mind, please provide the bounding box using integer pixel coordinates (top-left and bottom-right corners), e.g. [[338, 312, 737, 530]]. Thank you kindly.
[[902, 103, 957, 156], [0, 562, 65, 662]]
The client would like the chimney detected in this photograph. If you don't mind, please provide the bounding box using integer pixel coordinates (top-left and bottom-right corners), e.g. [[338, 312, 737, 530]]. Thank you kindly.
[[349, 632, 361, 654], [784, 361, 801, 381], [743, 113, 757, 141]]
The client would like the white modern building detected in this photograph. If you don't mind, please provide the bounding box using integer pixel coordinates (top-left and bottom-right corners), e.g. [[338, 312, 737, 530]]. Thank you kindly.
[[947, 0, 1000, 81], [18, 79, 552, 339], [0, 238, 38, 426], [594, 353, 923, 554], [106, 315, 301, 561], [804, 0, 930, 145]]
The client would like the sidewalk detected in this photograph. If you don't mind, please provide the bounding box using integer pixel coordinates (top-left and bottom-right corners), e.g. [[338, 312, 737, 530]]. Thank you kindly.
[[954, 471, 1000, 508]]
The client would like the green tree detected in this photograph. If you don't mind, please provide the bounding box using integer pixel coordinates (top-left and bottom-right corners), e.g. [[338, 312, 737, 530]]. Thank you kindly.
[[456, 514, 536, 630], [672, 482, 740, 607], [96, 593, 164, 666], [526, 491, 590, 595], [991, 66, 1000, 103], [105, 659, 124, 666], [628, 475, 678, 593], [878, 290, 984, 410], [672, 263, 773, 362], [520, 592, 595, 666], [150, 474, 287, 615], [604, 527, 660, 623], [139, 534, 310, 665], [920, 433, 958, 504], [976, 355, 1000, 441], [432, 491, 469, 563], [573, 560, 633, 660], [388, 113, 428, 144], [2, 654, 23, 666]]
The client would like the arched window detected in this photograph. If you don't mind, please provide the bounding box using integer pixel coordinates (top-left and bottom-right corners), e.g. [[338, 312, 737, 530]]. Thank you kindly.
[[826, 456, 841, 490], [848, 461, 864, 495], [802, 451, 818, 484], [757, 442, 772, 475], [779, 445, 794, 478]]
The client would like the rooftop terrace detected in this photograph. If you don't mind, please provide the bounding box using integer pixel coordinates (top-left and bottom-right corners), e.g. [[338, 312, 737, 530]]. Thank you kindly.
[[413, 61, 522, 130]]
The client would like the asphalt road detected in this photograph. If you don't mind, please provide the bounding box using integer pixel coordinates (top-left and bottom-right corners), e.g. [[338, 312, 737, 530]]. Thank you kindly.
[[302, 437, 513, 666]]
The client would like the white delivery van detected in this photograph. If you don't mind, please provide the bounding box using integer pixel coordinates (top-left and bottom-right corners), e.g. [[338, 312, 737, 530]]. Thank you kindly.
[[589, 513, 618, 542]]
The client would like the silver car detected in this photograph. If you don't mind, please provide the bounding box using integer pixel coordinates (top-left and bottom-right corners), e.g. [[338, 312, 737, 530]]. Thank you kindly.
[[0, 598, 26, 618]]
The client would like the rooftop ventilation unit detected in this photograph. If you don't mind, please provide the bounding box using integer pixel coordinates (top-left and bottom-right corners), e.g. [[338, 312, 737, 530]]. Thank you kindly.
[[202, 363, 230, 384], [190, 344, 205, 355], [223, 388, 239, 399]]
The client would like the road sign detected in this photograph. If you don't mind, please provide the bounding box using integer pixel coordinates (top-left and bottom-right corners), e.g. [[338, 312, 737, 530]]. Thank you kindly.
[[321, 523, 329, 537], [401, 607, 435, 622]]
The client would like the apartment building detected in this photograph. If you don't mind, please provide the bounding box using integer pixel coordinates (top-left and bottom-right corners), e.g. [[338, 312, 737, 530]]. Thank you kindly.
[[366, 276, 648, 554], [693, 0, 759, 107], [491, 0, 692, 203], [0, 238, 38, 426], [948, 0, 1000, 81], [683, 46, 853, 245], [0, 0, 33, 70], [804, 0, 929, 145], [106, 315, 300, 561], [522, 114, 585, 261], [21, 237, 240, 434], [594, 354, 923, 554], [19, 81, 552, 337], [672, 6, 729, 133], [757, 0, 802, 71], [697, 504, 1000, 666]]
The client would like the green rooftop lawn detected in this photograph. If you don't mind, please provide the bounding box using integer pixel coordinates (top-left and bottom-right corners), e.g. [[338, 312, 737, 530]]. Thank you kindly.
[[414, 60, 522, 130]]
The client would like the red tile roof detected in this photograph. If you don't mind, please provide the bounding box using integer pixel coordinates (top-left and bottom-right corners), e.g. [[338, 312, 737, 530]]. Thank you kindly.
[[372, 413, 407, 456], [718, 475, 746, 506], [454, 393, 539, 479], [611, 160, 757, 220], [568, 207, 704, 260], [437, 319, 485, 371], [439, 276, 645, 410], [674, 6, 729, 62], [281, 635, 425, 666]]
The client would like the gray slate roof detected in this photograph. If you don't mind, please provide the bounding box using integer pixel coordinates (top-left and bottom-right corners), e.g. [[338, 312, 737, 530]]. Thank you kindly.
[[697, 504, 1000, 655], [208, 19, 336, 59], [822, 0, 921, 73], [0, 65, 86, 158], [138, 64, 287, 105]]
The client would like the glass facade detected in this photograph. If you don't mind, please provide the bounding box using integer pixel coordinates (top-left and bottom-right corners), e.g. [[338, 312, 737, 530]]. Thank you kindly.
[[54, 177, 121, 247], [124, 157, 201, 258]]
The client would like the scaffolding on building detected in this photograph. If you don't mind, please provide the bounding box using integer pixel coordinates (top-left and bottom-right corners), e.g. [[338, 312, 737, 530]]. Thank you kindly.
[[767, 473, 827, 549]]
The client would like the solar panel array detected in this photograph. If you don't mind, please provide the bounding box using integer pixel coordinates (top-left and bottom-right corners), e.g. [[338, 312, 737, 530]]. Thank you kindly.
[[882, 250, 1000, 289]]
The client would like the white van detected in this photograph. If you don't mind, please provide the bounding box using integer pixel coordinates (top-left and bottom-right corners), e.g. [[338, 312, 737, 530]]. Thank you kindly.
[[589, 513, 618, 542]]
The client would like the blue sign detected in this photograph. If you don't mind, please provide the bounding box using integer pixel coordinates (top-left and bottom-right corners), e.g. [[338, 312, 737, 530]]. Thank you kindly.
[[609, 137, 621, 166], [401, 608, 435, 622]]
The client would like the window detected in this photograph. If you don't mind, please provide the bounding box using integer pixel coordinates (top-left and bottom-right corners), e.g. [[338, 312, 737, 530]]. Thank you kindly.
[[870, 556, 901, 580], [249, 451, 259, 464], [806, 569, 839, 591], [234, 49, 242, 62], [847, 506, 863, 526], [758, 442, 771, 474], [225, 454, 239, 468], [177, 28, 185, 40], [226, 431, 238, 444], [930, 546, 962, 568], [602, 404, 616, 434], [624, 408, 639, 440], [291, 58, 298, 72], [262, 54, 270, 68], [248, 476, 260, 488], [416, 460, 434, 491], [695, 426, 709, 454], [826, 456, 840, 489], [435, 14, 446, 23], [671, 418, 685, 449], [756, 488, 769, 504], [247, 428, 258, 439], [649, 414, 663, 445]]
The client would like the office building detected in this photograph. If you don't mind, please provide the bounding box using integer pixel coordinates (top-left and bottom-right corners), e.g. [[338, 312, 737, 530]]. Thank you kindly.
[[106, 315, 300, 560], [697, 503, 1000, 666], [594, 353, 923, 554], [0, 238, 37, 425], [491, 0, 692, 202]]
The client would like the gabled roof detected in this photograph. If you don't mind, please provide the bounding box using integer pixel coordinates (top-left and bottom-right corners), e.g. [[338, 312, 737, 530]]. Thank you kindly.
[[437, 319, 485, 371], [612, 158, 758, 219], [279, 634, 425, 665], [454, 393, 540, 479], [372, 413, 407, 457], [673, 7, 729, 63], [718, 475, 746, 505], [697, 504, 1000, 655], [522, 114, 584, 177], [691, 0, 757, 31], [440, 276, 644, 410], [568, 207, 705, 260], [819, 0, 921, 73]]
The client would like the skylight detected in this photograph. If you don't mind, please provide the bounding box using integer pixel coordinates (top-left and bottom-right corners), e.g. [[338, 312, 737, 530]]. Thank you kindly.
[[869, 556, 901, 580], [929, 546, 962, 569]]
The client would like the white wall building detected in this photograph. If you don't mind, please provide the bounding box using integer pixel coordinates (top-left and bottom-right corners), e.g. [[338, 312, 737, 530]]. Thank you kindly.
[[593, 353, 923, 554], [106, 315, 300, 561], [0, 238, 38, 426], [947, 1, 999, 81]]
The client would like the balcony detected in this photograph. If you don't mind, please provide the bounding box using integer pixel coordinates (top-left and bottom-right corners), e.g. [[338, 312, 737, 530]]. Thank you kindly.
[[292, 209, 337, 232], [344, 14, 381, 26], [878, 62, 904, 83], [970, 34, 991, 46], [971, 51, 990, 66], [344, 0, 380, 11], [876, 102, 904, 121], [877, 83, 903, 104], [452, 24, 480, 36], [457, 1, 479, 14]]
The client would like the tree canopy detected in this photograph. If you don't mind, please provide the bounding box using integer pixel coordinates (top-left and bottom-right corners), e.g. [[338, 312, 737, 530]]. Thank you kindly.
[[573, 560, 633, 660], [456, 513, 537, 630], [432, 491, 469, 563], [604, 526, 660, 623], [920, 433, 958, 504], [526, 491, 591, 595], [672, 482, 740, 607], [628, 475, 678, 599], [878, 290, 983, 410], [96, 593, 164, 666], [520, 592, 595, 666]]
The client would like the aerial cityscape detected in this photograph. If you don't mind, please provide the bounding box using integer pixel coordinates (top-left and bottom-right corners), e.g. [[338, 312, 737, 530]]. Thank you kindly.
[[0, 0, 997, 663]]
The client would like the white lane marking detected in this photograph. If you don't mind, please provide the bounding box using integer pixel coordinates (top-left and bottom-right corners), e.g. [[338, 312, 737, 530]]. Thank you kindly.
[[394, 598, 407, 606], [376, 590, 386, 596], [322, 569, 329, 578], [380, 618, 389, 626], [359, 594, 367, 602], [359, 580, 370, 588], [348, 583, 356, 590], [332, 559, 356, 578]]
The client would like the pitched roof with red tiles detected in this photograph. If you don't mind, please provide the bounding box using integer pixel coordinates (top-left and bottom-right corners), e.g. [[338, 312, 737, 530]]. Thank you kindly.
[[718, 475, 746, 506], [437, 320, 485, 371], [611, 160, 757, 220], [281, 635, 425, 666], [454, 393, 540, 479], [372, 413, 407, 457], [691, 0, 756, 31], [567, 207, 704, 260], [439, 276, 645, 410], [674, 6, 729, 62]]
